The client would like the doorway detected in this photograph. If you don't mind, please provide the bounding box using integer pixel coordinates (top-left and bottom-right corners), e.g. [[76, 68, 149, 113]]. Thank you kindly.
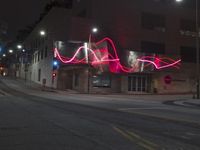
[[128, 74, 151, 92]]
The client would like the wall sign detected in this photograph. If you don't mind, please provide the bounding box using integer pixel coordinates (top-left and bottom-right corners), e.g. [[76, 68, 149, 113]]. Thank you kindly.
[[164, 75, 172, 84]]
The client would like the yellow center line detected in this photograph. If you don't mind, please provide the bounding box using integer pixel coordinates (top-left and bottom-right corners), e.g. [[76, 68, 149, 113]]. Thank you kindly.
[[113, 126, 159, 150], [127, 130, 158, 148]]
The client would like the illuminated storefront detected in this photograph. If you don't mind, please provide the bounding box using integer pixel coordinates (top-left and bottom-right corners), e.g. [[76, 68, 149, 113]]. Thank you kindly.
[[53, 37, 181, 93]]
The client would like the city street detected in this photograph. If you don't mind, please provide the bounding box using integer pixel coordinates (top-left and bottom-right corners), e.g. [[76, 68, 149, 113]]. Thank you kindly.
[[0, 77, 200, 150]]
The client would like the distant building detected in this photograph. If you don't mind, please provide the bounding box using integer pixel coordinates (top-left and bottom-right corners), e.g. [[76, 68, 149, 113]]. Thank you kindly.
[[0, 21, 7, 36], [18, 0, 198, 94], [0, 20, 8, 54]]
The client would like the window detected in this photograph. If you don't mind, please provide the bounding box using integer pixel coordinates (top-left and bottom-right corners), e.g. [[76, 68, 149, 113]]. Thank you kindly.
[[141, 12, 166, 32], [92, 75, 111, 88], [128, 75, 151, 92], [177, 0, 196, 9], [141, 41, 165, 54], [41, 50, 44, 60], [180, 19, 196, 37], [45, 46, 48, 57], [180, 46, 198, 63], [38, 69, 41, 82], [38, 51, 40, 62], [77, 9, 87, 18], [35, 53, 38, 63], [31, 55, 33, 64], [152, 0, 170, 3]]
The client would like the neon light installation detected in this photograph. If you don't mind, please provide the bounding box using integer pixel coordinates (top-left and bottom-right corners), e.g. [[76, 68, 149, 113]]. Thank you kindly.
[[54, 37, 181, 73]]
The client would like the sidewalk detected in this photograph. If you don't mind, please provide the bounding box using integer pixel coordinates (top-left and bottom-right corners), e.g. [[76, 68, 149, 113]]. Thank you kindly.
[[173, 99, 200, 107], [0, 77, 196, 102]]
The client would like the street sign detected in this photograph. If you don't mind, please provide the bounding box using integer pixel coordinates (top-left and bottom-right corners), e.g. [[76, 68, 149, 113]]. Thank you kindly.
[[164, 75, 172, 84]]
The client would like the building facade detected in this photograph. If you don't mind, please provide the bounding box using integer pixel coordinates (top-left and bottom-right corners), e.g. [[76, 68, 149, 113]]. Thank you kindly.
[[18, 0, 199, 94]]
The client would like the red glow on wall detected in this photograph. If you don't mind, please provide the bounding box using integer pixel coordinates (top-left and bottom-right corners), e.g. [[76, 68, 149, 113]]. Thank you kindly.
[[54, 37, 181, 73], [137, 56, 181, 70], [164, 75, 172, 84]]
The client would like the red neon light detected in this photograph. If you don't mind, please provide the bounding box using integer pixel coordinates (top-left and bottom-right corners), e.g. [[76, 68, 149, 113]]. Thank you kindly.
[[137, 56, 181, 70], [54, 37, 181, 73], [137, 58, 181, 70]]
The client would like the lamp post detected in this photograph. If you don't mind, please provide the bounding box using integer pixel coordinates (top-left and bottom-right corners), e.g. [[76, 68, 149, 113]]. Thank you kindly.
[[176, 0, 199, 99], [87, 27, 98, 93]]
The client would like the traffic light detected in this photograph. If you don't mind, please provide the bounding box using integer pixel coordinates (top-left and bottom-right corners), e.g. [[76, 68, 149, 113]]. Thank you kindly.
[[52, 72, 56, 78]]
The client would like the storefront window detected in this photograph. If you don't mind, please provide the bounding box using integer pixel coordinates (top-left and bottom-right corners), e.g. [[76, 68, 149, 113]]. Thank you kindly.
[[128, 75, 151, 92], [92, 75, 111, 88]]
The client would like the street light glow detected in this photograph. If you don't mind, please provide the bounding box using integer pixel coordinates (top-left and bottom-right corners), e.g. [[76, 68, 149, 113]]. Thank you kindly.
[[2, 54, 6, 57], [9, 49, 13, 54], [40, 30, 46, 36], [92, 27, 98, 33], [17, 44, 22, 49], [22, 49, 26, 52], [176, 0, 182, 1]]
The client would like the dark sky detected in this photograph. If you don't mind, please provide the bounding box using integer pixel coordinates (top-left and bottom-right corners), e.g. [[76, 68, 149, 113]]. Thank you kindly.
[[0, 0, 51, 40]]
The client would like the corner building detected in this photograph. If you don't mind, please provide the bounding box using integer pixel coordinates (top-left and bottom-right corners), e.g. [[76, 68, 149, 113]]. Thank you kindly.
[[20, 0, 199, 94]]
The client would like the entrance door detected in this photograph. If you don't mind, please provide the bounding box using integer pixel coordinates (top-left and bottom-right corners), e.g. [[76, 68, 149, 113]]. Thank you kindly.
[[67, 73, 73, 89], [58, 71, 73, 90], [128, 75, 151, 92]]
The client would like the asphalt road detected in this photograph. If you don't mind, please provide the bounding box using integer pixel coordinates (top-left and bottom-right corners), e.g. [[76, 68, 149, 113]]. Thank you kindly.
[[0, 79, 200, 150]]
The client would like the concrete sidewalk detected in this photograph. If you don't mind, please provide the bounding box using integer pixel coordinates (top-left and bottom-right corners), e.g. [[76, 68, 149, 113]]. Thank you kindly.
[[173, 99, 200, 107], [0, 77, 195, 102]]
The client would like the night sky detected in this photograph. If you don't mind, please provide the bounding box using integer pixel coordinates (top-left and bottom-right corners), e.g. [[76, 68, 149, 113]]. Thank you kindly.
[[0, 0, 51, 39]]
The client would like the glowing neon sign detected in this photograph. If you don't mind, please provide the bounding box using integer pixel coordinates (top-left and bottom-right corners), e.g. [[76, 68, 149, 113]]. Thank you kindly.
[[54, 37, 181, 73]]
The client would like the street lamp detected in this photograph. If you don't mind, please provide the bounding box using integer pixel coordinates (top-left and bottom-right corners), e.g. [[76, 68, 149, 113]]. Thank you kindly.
[[92, 27, 98, 33], [2, 54, 6, 57], [40, 30, 46, 36], [17, 44, 22, 49], [87, 27, 98, 93], [176, 0, 199, 99], [8, 49, 13, 54]]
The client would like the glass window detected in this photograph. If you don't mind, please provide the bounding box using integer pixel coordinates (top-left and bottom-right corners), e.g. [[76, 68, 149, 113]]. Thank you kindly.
[[141, 12, 166, 32], [180, 46, 197, 63], [141, 41, 165, 54], [38, 69, 41, 82], [38, 51, 40, 62], [77, 9, 87, 18], [128, 76, 132, 91], [41, 50, 44, 60], [180, 19, 197, 37], [35, 53, 37, 63], [45, 46, 48, 57], [128, 75, 151, 92], [92, 75, 111, 88]]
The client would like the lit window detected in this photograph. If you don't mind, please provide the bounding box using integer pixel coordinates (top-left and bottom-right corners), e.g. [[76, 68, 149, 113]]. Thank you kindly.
[[92, 75, 111, 87]]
